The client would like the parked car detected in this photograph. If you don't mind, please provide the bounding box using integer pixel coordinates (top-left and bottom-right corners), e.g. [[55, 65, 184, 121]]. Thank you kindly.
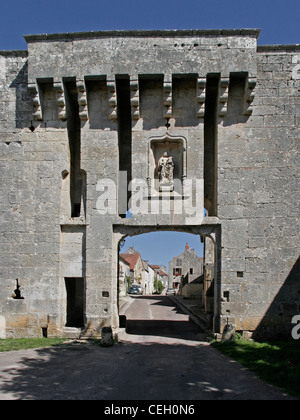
[[129, 285, 143, 295], [129, 286, 139, 295], [136, 285, 143, 295], [165, 288, 176, 295]]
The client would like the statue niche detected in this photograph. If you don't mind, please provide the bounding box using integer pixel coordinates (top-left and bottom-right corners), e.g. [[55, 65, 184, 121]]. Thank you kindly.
[[148, 135, 187, 194]]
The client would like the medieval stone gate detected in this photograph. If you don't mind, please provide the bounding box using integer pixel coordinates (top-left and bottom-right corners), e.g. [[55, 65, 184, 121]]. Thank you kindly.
[[0, 30, 299, 340], [113, 224, 221, 333]]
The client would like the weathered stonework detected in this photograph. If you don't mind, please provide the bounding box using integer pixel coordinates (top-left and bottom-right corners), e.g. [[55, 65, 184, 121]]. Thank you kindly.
[[0, 30, 299, 339]]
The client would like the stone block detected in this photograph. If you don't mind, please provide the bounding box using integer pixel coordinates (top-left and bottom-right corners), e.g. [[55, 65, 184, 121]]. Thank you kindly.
[[0, 316, 5, 339], [101, 327, 114, 347]]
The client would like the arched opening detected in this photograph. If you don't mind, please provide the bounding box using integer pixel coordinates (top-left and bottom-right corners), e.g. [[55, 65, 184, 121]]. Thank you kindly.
[[120, 231, 203, 294], [113, 224, 221, 337]]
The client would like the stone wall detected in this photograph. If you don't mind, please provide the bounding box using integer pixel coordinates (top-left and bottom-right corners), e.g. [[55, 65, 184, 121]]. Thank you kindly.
[[218, 45, 300, 338], [0, 30, 298, 339], [0, 51, 65, 337]]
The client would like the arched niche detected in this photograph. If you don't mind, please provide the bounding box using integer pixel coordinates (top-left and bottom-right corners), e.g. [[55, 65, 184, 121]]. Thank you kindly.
[[148, 133, 187, 193]]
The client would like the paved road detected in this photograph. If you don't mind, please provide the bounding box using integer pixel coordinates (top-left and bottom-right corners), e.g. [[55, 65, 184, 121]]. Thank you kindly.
[[121, 294, 206, 344], [0, 295, 295, 400]]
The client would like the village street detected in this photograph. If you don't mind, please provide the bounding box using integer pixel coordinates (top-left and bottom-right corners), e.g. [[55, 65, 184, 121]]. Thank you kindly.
[[119, 295, 206, 344], [0, 295, 294, 400]]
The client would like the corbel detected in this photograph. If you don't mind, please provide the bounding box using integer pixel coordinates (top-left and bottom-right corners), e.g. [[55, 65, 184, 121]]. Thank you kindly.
[[76, 79, 88, 121], [244, 77, 256, 116], [196, 77, 206, 118], [107, 79, 118, 120], [130, 77, 140, 120], [53, 81, 67, 121], [163, 77, 173, 119], [28, 81, 42, 121], [218, 77, 230, 118]]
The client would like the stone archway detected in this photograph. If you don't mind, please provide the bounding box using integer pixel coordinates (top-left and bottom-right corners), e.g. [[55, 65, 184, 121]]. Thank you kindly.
[[112, 222, 222, 335]]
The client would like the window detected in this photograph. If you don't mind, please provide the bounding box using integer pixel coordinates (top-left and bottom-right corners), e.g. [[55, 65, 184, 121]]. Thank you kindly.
[[173, 268, 182, 276], [176, 259, 182, 266]]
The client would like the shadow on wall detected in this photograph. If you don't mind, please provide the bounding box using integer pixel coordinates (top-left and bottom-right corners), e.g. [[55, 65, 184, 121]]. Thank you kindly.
[[253, 256, 300, 341], [9, 61, 32, 130]]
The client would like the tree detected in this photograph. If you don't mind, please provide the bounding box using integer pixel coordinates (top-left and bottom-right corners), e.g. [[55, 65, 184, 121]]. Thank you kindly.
[[125, 276, 131, 294], [154, 276, 164, 294]]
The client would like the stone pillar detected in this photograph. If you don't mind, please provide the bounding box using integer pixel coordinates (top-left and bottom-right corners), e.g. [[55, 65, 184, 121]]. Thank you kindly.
[[81, 75, 119, 337]]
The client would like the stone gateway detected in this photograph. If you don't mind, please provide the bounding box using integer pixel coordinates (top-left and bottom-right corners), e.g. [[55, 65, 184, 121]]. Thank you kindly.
[[0, 29, 299, 340]]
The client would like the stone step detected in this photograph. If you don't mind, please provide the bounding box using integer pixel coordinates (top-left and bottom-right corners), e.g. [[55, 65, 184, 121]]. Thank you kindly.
[[63, 327, 83, 339]]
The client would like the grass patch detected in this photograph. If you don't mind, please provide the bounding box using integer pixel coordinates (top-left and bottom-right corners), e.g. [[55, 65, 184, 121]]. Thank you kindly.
[[0, 338, 67, 352], [211, 339, 300, 399]]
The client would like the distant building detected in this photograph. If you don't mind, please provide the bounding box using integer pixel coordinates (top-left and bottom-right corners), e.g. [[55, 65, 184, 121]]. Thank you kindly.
[[143, 261, 155, 295], [120, 249, 145, 287], [169, 244, 204, 292], [120, 248, 155, 294], [150, 265, 169, 289], [119, 256, 131, 296], [158, 270, 169, 289]]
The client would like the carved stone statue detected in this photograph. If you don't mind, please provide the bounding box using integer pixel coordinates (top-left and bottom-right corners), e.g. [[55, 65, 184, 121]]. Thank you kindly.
[[158, 152, 174, 191]]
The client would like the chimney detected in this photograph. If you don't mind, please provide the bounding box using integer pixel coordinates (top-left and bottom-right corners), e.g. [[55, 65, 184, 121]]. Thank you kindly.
[[185, 243, 189, 251]]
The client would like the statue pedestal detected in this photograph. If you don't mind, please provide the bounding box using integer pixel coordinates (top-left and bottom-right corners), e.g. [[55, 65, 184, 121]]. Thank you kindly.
[[159, 182, 174, 192]]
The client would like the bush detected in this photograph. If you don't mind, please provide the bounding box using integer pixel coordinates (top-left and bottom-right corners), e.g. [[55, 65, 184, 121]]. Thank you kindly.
[[154, 278, 164, 294]]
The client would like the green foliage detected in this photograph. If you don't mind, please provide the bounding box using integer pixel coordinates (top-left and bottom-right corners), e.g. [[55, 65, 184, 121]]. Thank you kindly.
[[212, 339, 300, 399], [126, 276, 131, 293], [154, 278, 164, 294], [158, 281, 164, 294]]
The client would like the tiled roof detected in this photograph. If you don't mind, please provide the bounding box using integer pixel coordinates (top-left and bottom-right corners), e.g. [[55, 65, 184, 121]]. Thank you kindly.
[[159, 270, 168, 277], [120, 253, 141, 270]]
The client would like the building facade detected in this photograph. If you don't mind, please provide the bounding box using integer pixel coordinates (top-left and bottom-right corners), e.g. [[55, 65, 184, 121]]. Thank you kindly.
[[118, 256, 130, 297], [120, 248, 155, 294], [169, 243, 204, 291], [143, 261, 155, 295], [0, 29, 299, 339], [120, 250, 144, 286], [150, 265, 169, 290]]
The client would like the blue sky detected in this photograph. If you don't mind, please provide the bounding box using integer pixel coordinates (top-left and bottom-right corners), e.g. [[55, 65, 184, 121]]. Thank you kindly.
[[122, 232, 204, 269], [0, 0, 299, 50]]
